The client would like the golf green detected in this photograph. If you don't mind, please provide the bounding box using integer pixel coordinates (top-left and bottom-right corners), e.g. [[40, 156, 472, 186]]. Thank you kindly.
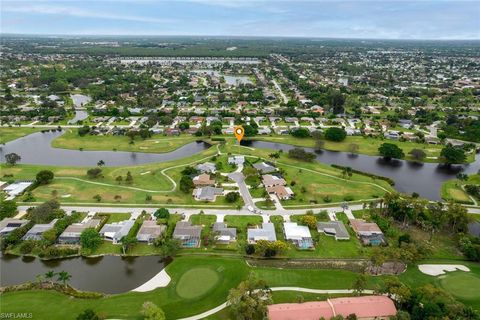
[[440, 272, 480, 300], [176, 267, 220, 299]]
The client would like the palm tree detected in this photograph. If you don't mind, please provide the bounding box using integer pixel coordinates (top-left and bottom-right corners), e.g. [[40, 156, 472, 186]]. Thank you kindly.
[[45, 270, 56, 284], [57, 271, 72, 288]]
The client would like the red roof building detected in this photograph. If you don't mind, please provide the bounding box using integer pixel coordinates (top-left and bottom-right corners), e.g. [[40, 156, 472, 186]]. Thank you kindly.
[[268, 296, 397, 320]]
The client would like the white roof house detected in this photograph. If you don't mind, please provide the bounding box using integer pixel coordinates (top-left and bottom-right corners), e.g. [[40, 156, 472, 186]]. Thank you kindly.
[[100, 220, 135, 244], [228, 156, 245, 166], [283, 222, 314, 249], [3, 182, 33, 200]]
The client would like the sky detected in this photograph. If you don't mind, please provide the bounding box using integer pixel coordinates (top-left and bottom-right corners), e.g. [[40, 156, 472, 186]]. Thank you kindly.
[[1, 0, 479, 40]]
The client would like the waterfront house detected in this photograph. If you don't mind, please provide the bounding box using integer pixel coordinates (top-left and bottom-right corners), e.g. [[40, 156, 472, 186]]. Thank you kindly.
[[0, 218, 30, 237], [22, 219, 58, 241], [100, 220, 135, 244], [136, 220, 166, 244], [58, 219, 102, 244]]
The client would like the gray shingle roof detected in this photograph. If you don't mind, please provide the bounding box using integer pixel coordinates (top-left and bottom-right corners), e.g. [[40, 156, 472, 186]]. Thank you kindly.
[[317, 221, 350, 240]]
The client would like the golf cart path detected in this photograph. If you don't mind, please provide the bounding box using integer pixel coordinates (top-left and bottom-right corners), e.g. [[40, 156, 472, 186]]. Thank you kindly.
[[177, 287, 374, 320]]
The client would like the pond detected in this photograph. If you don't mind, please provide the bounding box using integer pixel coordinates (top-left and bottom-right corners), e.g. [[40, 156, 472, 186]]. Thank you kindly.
[[192, 69, 252, 86], [0, 254, 166, 294], [0, 131, 210, 167], [244, 140, 480, 201]]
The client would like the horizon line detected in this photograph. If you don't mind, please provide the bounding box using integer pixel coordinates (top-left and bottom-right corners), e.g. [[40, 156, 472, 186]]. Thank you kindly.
[[2, 32, 480, 42]]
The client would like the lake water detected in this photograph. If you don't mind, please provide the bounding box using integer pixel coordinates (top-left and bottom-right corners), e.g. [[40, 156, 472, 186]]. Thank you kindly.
[[193, 69, 253, 86], [1, 131, 478, 200], [244, 140, 480, 201], [0, 131, 210, 167], [0, 254, 166, 294]]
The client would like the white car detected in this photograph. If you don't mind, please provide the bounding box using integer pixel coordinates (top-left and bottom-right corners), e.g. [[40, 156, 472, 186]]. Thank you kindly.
[[247, 205, 254, 212]]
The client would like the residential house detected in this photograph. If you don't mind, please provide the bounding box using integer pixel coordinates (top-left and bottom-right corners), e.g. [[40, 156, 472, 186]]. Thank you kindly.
[[0, 218, 30, 237], [212, 222, 237, 244], [266, 185, 294, 200], [196, 162, 216, 173], [3, 182, 33, 200], [283, 222, 314, 249], [228, 156, 245, 166], [99, 220, 135, 244], [262, 175, 286, 187], [22, 219, 58, 241], [253, 162, 276, 174], [349, 219, 386, 246], [317, 221, 350, 240], [268, 296, 397, 320], [193, 173, 216, 186], [193, 186, 224, 201], [136, 220, 166, 244], [247, 223, 276, 243], [58, 219, 102, 244], [173, 221, 202, 247]]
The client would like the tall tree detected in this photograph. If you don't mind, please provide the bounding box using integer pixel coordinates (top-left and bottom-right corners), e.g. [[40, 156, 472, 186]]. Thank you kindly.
[[228, 273, 272, 320], [5, 153, 21, 166]]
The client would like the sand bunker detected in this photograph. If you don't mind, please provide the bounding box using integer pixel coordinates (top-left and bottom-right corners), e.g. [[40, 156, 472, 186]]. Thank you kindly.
[[418, 264, 470, 276]]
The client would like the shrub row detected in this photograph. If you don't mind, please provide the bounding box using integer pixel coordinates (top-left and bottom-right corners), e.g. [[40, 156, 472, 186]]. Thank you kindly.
[[331, 164, 395, 186]]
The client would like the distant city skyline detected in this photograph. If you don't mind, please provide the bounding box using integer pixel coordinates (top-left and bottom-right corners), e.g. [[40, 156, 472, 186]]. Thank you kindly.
[[2, 0, 479, 40]]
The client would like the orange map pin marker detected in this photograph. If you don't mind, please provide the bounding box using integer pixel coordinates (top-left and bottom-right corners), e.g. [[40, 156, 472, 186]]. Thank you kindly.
[[234, 126, 244, 143]]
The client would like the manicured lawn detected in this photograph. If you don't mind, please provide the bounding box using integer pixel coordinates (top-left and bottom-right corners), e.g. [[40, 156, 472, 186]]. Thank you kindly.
[[0, 147, 236, 206], [52, 129, 199, 153], [219, 139, 393, 206], [441, 174, 479, 204], [176, 267, 220, 299], [224, 215, 263, 241], [106, 213, 132, 223], [2, 256, 480, 319], [189, 214, 217, 227], [0, 127, 43, 144], [440, 272, 480, 300], [398, 260, 480, 311]]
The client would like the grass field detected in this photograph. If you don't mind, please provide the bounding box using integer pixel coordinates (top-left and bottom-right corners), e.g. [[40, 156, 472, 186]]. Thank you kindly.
[[52, 129, 199, 153], [2, 256, 479, 319], [1, 139, 393, 207], [0, 255, 377, 320], [0, 127, 43, 144], [441, 174, 479, 204], [176, 267, 220, 299], [220, 139, 394, 205], [248, 135, 475, 163]]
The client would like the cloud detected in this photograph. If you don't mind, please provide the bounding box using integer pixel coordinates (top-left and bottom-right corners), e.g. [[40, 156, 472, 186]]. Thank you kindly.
[[2, 3, 176, 24]]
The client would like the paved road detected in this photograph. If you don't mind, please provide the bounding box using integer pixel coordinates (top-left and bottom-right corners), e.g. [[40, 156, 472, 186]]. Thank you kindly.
[[18, 203, 480, 216], [227, 171, 256, 210]]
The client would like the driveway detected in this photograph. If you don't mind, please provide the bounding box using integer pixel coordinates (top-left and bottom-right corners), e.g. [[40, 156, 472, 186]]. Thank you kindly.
[[227, 171, 255, 209]]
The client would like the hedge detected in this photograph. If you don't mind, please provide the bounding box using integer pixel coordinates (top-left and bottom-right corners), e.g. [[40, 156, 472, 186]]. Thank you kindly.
[[331, 164, 395, 186]]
